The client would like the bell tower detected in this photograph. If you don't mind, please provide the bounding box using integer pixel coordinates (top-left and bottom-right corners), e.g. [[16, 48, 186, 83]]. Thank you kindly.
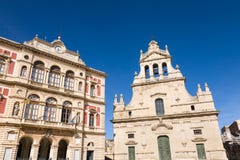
[[133, 40, 183, 84]]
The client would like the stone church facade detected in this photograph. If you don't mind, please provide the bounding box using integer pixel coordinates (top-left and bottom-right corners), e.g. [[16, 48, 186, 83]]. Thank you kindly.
[[113, 40, 227, 160], [0, 36, 106, 160]]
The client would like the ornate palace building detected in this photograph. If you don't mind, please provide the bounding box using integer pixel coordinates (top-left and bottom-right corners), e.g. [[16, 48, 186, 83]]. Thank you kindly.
[[0, 36, 106, 160], [222, 120, 240, 160], [113, 40, 227, 160]]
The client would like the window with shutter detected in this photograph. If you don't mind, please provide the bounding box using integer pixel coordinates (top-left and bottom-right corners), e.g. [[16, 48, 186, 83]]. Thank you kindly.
[[158, 136, 171, 160], [128, 146, 135, 160], [196, 144, 206, 159]]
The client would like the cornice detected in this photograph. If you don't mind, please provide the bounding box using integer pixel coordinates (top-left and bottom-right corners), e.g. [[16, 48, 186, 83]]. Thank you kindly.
[[0, 37, 106, 77], [112, 110, 219, 123], [0, 121, 105, 136], [132, 77, 186, 87], [0, 79, 105, 105]]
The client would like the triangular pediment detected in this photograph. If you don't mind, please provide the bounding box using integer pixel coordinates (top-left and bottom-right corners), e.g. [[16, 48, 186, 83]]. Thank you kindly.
[[140, 51, 170, 63]]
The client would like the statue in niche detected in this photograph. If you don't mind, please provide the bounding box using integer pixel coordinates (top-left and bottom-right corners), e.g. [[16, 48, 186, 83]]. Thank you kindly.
[[12, 102, 20, 116]]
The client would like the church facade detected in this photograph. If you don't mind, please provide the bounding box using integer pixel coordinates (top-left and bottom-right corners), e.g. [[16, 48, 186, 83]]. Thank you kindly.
[[112, 40, 227, 160], [0, 36, 106, 160]]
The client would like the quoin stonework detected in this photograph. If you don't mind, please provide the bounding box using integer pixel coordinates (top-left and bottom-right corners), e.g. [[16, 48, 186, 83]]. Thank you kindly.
[[0, 36, 106, 160], [112, 40, 227, 160]]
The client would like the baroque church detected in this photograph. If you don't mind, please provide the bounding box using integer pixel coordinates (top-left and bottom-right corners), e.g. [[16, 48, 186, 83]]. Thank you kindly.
[[112, 40, 227, 160], [0, 36, 106, 160]]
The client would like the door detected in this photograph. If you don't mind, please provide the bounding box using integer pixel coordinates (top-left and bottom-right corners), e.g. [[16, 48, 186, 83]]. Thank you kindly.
[[158, 136, 171, 160]]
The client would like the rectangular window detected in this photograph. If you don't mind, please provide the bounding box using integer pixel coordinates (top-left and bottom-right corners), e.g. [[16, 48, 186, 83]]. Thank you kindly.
[[128, 134, 134, 138], [128, 146, 135, 160], [196, 144, 206, 159], [87, 151, 94, 160], [194, 129, 202, 135], [3, 148, 12, 160], [74, 150, 79, 160], [7, 133, 16, 140]]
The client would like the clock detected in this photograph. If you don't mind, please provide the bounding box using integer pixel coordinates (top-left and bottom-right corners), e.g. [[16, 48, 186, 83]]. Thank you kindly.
[[55, 46, 62, 53]]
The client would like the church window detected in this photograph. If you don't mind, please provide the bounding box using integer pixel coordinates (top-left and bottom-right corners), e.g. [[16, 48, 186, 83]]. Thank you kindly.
[[153, 63, 159, 78], [162, 63, 168, 76], [48, 65, 61, 87], [191, 105, 195, 111], [194, 129, 202, 135], [196, 143, 207, 159], [31, 61, 44, 83], [129, 111, 132, 117], [145, 65, 150, 79], [155, 98, 164, 116], [128, 134, 134, 138], [20, 66, 27, 77]]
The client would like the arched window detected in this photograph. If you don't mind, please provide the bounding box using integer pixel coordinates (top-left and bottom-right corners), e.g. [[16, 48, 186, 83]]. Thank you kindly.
[[162, 63, 168, 76], [64, 70, 74, 90], [31, 61, 44, 83], [158, 136, 171, 160], [90, 85, 95, 97], [61, 101, 72, 123], [24, 94, 39, 120], [78, 81, 82, 91], [16, 137, 33, 160], [153, 63, 159, 78], [20, 66, 27, 77], [0, 58, 6, 74], [38, 137, 52, 160], [48, 65, 61, 87], [57, 139, 68, 160], [145, 65, 150, 79], [44, 97, 57, 122], [12, 102, 20, 116], [89, 112, 95, 128], [155, 98, 164, 116]]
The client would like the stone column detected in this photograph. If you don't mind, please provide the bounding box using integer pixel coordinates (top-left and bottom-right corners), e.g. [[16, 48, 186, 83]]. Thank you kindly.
[[66, 145, 72, 160], [57, 106, 62, 123], [159, 63, 163, 78], [29, 143, 39, 160], [149, 63, 154, 80], [49, 145, 58, 160]]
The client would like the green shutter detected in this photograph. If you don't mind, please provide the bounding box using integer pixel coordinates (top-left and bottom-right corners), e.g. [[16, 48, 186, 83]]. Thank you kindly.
[[128, 146, 135, 160], [196, 144, 206, 159], [158, 136, 171, 160]]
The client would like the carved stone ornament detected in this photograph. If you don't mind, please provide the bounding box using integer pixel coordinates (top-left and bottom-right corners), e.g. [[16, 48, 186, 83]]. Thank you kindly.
[[125, 140, 138, 145], [151, 117, 173, 131], [191, 137, 207, 142]]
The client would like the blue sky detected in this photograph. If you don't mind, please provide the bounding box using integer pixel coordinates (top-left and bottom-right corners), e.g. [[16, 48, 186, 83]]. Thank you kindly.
[[1, 0, 240, 139]]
